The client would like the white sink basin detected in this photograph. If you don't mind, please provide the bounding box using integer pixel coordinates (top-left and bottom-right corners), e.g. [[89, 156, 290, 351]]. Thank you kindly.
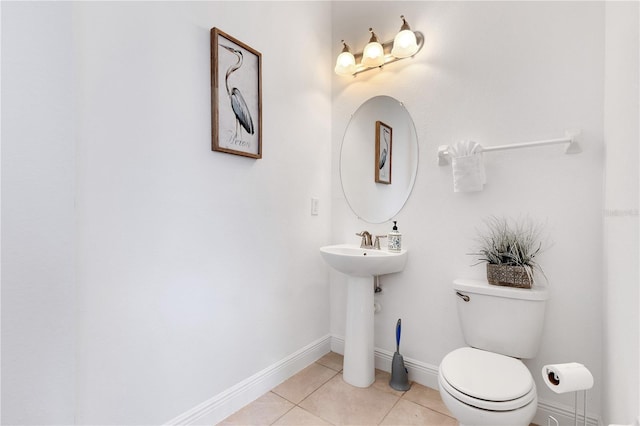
[[320, 244, 407, 277]]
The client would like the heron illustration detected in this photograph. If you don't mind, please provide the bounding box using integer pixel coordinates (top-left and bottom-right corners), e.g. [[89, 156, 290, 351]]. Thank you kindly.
[[220, 44, 255, 144], [379, 127, 390, 169]]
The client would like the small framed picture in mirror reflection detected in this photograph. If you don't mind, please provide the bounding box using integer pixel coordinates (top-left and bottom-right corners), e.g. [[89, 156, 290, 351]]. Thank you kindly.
[[375, 121, 392, 184]]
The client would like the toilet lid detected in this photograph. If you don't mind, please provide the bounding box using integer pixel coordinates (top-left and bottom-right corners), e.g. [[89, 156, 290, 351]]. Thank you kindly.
[[440, 347, 534, 403]]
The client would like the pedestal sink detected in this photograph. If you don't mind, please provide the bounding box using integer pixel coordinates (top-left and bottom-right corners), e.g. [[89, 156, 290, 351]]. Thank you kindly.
[[320, 244, 407, 387]]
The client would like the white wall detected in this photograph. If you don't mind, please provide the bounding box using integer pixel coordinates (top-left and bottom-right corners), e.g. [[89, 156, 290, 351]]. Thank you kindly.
[[1, 3, 77, 424], [2, 1, 332, 424], [602, 2, 640, 424], [73, 2, 332, 423], [331, 1, 605, 419]]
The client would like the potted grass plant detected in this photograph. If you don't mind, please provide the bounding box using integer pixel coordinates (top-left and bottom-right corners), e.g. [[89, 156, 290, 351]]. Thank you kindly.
[[471, 216, 546, 288]]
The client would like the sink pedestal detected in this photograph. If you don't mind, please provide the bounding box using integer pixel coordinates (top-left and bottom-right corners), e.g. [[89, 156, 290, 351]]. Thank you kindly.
[[343, 276, 375, 387]]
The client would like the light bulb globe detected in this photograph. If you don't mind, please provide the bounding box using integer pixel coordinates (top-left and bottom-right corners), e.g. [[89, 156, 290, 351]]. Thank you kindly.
[[391, 29, 418, 58], [361, 41, 384, 67], [334, 51, 356, 76]]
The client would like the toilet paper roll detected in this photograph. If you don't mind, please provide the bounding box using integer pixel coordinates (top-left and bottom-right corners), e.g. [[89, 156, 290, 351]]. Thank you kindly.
[[541, 363, 594, 394]]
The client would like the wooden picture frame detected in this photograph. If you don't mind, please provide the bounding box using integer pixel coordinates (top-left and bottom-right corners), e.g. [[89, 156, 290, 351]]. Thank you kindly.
[[211, 28, 262, 159], [375, 121, 392, 184]]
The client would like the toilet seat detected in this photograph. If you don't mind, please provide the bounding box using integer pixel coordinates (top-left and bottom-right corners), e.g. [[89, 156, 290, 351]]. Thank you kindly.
[[439, 347, 536, 411]]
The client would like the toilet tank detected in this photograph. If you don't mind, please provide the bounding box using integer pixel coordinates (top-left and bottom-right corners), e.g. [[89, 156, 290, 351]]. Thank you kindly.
[[453, 278, 549, 359]]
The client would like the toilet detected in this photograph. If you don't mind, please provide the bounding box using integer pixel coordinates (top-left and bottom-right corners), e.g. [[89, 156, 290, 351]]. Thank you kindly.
[[438, 278, 549, 426]]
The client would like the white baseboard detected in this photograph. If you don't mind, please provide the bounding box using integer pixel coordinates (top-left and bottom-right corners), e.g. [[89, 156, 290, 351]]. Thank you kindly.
[[164, 334, 331, 425]]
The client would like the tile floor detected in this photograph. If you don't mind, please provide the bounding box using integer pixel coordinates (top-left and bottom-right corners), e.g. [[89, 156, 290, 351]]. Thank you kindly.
[[218, 352, 458, 425]]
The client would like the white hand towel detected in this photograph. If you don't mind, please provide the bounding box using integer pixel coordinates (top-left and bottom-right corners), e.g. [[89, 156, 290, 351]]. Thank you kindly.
[[449, 140, 486, 192]]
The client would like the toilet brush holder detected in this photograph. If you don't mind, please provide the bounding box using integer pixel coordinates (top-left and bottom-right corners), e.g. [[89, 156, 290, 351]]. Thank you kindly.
[[389, 319, 410, 391]]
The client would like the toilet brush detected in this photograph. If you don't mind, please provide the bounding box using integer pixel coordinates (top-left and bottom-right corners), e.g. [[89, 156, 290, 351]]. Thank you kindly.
[[389, 318, 410, 391]]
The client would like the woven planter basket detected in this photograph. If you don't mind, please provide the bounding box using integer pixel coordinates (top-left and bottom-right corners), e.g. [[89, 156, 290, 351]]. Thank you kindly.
[[486, 264, 532, 289]]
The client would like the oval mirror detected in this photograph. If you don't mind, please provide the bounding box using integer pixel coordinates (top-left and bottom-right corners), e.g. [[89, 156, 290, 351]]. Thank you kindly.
[[340, 95, 419, 223]]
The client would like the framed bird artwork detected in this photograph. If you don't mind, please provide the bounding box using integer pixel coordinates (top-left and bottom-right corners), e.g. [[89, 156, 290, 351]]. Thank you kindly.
[[211, 28, 262, 159], [375, 121, 392, 184]]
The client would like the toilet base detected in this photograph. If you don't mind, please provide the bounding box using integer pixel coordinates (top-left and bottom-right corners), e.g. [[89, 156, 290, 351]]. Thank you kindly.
[[438, 374, 537, 426]]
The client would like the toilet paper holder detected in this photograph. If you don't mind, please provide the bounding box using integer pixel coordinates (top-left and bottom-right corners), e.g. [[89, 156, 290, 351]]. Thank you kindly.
[[542, 364, 593, 426]]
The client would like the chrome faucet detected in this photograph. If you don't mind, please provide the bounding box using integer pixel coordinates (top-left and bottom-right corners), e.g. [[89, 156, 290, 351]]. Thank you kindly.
[[356, 231, 373, 248]]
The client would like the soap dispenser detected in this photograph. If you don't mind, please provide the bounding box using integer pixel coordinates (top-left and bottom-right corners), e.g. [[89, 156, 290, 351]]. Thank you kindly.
[[388, 221, 402, 252]]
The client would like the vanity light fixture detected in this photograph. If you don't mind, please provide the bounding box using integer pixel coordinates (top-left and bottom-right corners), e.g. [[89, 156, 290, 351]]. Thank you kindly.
[[335, 15, 424, 77]]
